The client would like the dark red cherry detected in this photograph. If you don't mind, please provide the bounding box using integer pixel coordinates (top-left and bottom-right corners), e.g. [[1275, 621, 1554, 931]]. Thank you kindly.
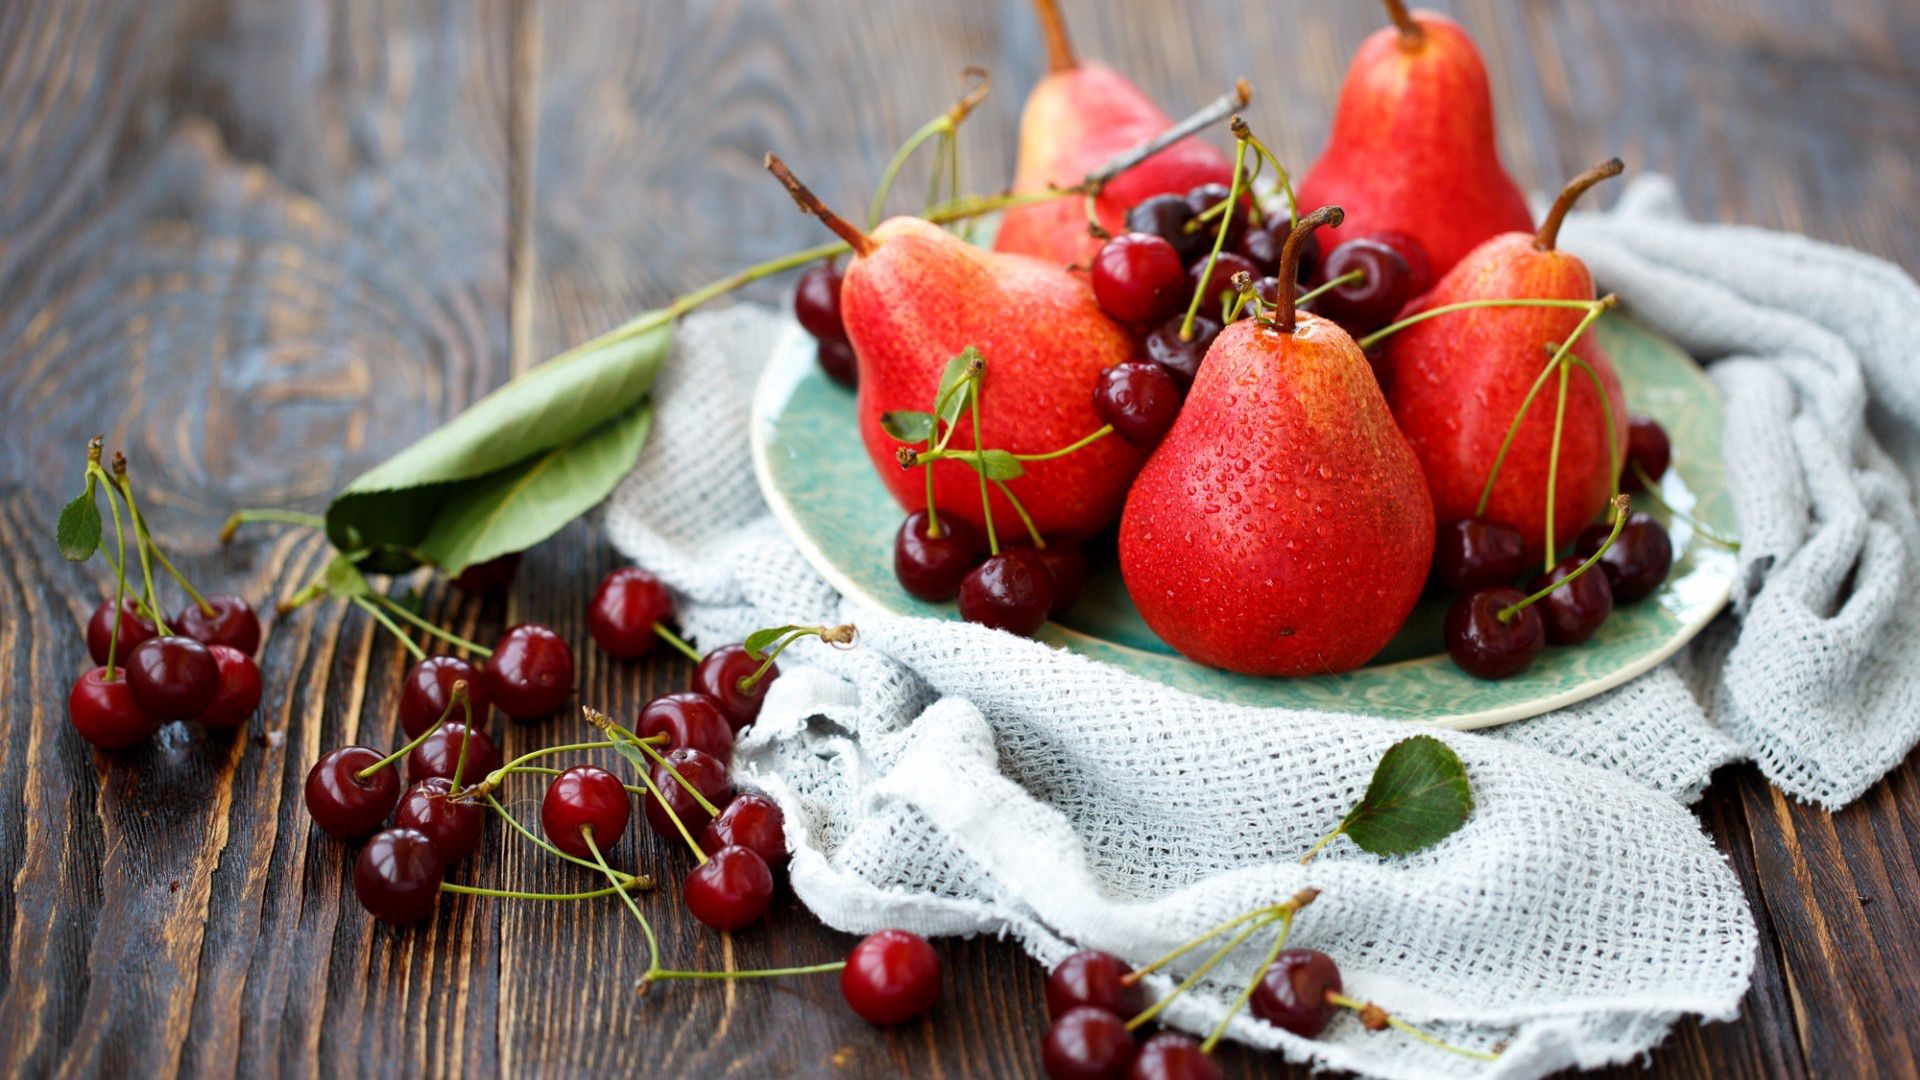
[[589, 566, 674, 659], [1184, 183, 1246, 247], [198, 644, 262, 729], [1530, 556, 1614, 645], [1047, 950, 1146, 1021], [638, 691, 735, 763], [1129, 1032, 1221, 1080], [702, 792, 788, 869], [1444, 586, 1546, 679], [957, 550, 1054, 637], [1143, 314, 1221, 390], [692, 644, 775, 731], [794, 262, 848, 342], [1124, 194, 1207, 263], [894, 510, 983, 602], [86, 598, 156, 666], [1366, 230, 1432, 296], [1093, 362, 1182, 447], [1315, 238, 1414, 331], [541, 765, 630, 860], [125, 634, 220, 720], [1250, 948, 1342, 1038], [841, 929, 942, 1025], [1575, 513, 1672, 602], [173, 594, 261, 656], [484, 623, 574, 717], [1433, 518, 1529, 593], [1092, 234, 1188, 325], [1188, 252, 1258, 314], [399, 655, 490, 738], [818, 339, 858, 388], [405, 722, 501, 786], [1623, 415, 1672, 491], [683, 844, 775, 931], [1043, 1005, 1136, 1080], [450, 551, 521, 594], [644, 747, 733, 839], [305, 745, 402, 840], [1033, 544, 1089, 617], [68, 667, 159, 749], [354, 827, 444, 924], [1235, 221, 1282, 275], [395, 777, 484, 862]]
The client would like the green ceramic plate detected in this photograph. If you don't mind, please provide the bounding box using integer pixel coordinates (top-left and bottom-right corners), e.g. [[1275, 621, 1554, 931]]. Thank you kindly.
[[750, 311, 1737, 730]]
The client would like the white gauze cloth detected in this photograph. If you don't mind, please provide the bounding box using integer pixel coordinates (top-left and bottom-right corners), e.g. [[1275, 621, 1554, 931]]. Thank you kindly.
[[600, 176, 1920, 1078]]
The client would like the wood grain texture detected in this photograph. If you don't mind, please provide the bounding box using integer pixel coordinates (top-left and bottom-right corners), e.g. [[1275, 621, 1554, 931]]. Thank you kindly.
[[0, 0, 1917, 1076]]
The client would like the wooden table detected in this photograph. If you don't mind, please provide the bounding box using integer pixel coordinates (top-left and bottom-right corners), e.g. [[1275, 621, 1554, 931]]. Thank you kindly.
[[3, 2, 1917, 1076]]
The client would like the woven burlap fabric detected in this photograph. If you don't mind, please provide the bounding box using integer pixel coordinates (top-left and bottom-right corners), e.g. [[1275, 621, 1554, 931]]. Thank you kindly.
[[600, 176, 1920, 1077]]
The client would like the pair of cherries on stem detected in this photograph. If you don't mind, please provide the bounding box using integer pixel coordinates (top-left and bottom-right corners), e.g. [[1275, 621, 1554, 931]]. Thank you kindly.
[[587, 564, 781, 730], [73, 593, 265, 750], [894, 511, 1089, 638]]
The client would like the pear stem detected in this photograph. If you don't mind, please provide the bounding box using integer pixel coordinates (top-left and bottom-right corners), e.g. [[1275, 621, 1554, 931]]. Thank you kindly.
[[1032, 0, 1077, 73], [1276, 206, 1346, 333], [1382, 0, 1424, 46], [766, 154, 874, 256], [1535, 157, 1624, 251]]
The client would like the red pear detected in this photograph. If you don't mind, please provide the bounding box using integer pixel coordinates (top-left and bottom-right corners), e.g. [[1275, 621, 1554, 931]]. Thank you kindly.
[[769, 157, 1146, 540], [1297, 0, 1532, 277], [1381, 160, 1630, 559], [1120, 210, 1434, 676], [992, 0, 1235, 268]]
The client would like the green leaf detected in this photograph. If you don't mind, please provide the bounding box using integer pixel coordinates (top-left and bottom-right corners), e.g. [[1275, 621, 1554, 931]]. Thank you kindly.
[[325, 316, 672, 574], [881, 411, 935, 443], [976, 449, 1024, 481], [414, 404, 653, 574], [744, 625, 806, 659], [57, 477, 102, 562], [321, 552, 373, 598], [1339, 736, 1473, 857], [932, 347, 982, 429]]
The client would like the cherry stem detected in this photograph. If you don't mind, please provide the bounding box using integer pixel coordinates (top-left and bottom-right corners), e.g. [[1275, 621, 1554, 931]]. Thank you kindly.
[[1300, 821, 1345, 864], [1124, 888, 1321, 987], [923, 457, 943, 538], [1013, 423, 1113, 463], [635, 760, 709, 864], [1561, 351, 1623, 501], [370, 593, 493, 656], [584, 827, 663, 975], [447, 686, 477, 794], [1128, 913, 1278, 1032], [112, 460, 213, 617], [1180, 128, 1252, 341], [1240, 133, 1300, 231], [97, 471, 133, 679], [1543, 360, 1572, 568], [351, 596, 427, 662], [991, 480, 1046, 550], [1295, 268, 1365, 309], [1276, 206, 1346, 333], [1536, 158, 1624, 252], [1629, 462, 1740, 549], [357, 705, 453, 780], [868, 69, 990, 229], [1325, 992, 1502, 1061], [969, 381, 1000, 556], [1498, 495, 1631, 623], [645, 961, 847, 984], [1356, 296, 1608, 351], [1470, 298, 1616, 519], [1200, 909, 1296, 1054], [599, 716, 724, 819], [441, 881, 644, 902], [107, 456, 170, 634], [1383, 0, 1424, 46], [767, 154, 875, 257], [220, 508, 324, 545], [1033, 0, 1076, 71], [739, 624, 856, 695], [652, 622, 702, 663], [481, 792, 647, 886]]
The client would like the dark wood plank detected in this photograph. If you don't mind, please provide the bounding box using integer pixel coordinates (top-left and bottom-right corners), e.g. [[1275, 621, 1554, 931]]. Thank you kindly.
[[1, 1, 1919, 1078]]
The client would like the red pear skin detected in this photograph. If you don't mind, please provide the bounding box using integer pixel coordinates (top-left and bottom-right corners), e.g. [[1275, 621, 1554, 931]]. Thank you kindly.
[[844, 217, 1147, 539], [1297, 8, 1532, 277], [1381, 233, 1628, 558], [1119, 315, 1434, 676], [994, 63, 1234, 268]]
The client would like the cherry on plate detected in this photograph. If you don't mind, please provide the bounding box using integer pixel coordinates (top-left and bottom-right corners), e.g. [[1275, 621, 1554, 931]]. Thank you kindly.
[[957, 550, 1053, 637], [1623, 415, 1672, 490], [588, 566, 674, 659], [354, 827, 444, 924], [1250, 947, 1343, 1038], [305, 745, 402, 840], [1530, 556, 1614, 645], [68, 667, 159, 750], [683, 844, 775, 931], [86, 597, 156, 666], [484, 623, 575, 718], [174, 594, 262, 656], [198, 644, 262, 729], [817, 339, 859, 388], [1575, 513, 1672, 602], [396, 777, 484, 862], [1432, 518, 1528, 593], [1444, 586, 1545, 679], [841, 929, 941, 1025], [405, 722, 501, 786], [794, 262, 848, 342], [638, 691, 735, 763], [894, 510, 983, 602], [1047, 949, 1146, 1021], [1043, 1004, 1136, 1079], [1033, 544, 1090, 617], [541, 765, 630, 860], [399, 655, 490, 738], [693, 644, 775, 731], [125, 634, 220, 720], [643, 747, 733, 840], [1094, 361, 1182, 447], [702, 792, 788, 869]]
